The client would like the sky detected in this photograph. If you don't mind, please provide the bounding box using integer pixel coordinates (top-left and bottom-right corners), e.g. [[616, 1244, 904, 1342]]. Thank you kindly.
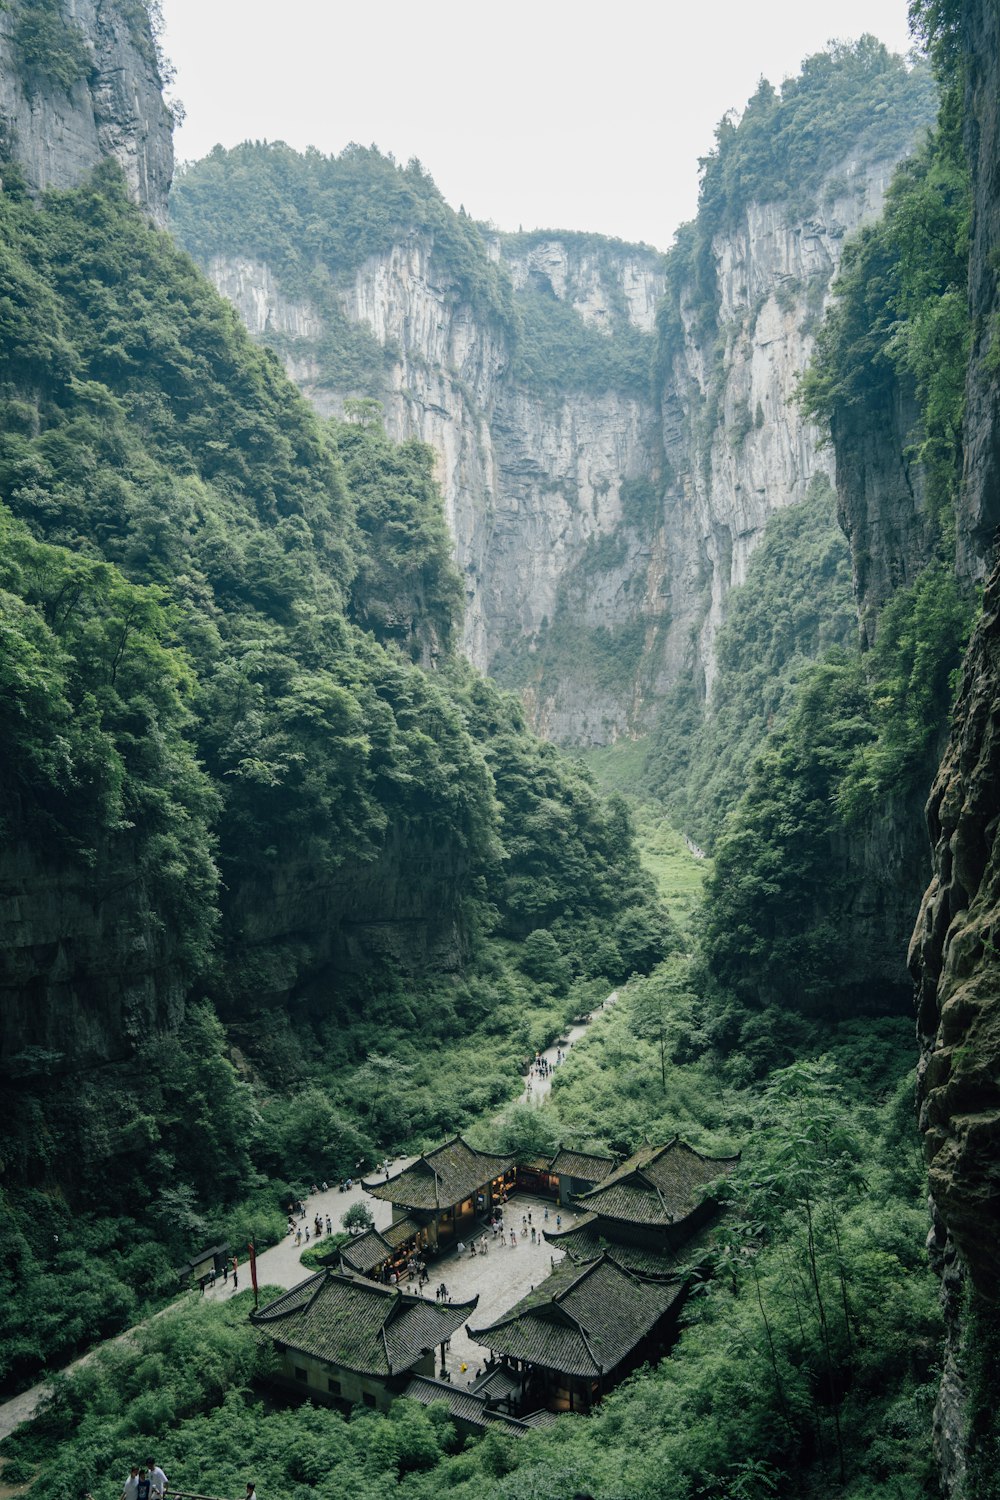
[[160, 0, 916, 251]]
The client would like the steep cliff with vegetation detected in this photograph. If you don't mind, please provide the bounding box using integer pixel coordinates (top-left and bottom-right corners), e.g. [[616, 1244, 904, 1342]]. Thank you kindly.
[[171, 45, 936, 743]]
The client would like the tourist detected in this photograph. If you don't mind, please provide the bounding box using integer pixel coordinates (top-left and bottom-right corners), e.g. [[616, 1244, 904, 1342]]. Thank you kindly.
[[457, 1240, 465, 1256], [544, 1206, 549, 1221], [326, 1215, 332, 1233], [510, 1229, 517, 1246], [530, 1227, 536, 1243], [295, 1226, 302, 1245], [135, 1469, 151, 1500], [480, 1236, 488, 1255], [244, 1484, 257, 1500], [304, 1225, 310, 1242], [231, 1255, 239, 1290], [556, 1214, 562, 1229], [121, 1467, 140, 1500], [146, 1459, 168, 1499]]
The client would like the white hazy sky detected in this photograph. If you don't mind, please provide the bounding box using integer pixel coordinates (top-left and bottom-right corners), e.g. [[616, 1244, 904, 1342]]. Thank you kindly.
[[161, 0, 917, 251]]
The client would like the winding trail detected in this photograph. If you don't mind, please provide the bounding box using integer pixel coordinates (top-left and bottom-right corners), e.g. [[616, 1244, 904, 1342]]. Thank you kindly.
[[0, 988, 619, 1440]]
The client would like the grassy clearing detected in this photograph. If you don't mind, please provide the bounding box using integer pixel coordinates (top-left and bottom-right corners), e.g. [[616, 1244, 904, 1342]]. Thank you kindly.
[[573, 742, 710, 933]]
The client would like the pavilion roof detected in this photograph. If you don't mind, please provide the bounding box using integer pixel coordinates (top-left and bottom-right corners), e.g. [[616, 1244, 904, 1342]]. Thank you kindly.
[[251, 1269, 476, 1378], [467, 1253, 682, 1378], [573, 1139, 738, 1227], [363, 1136, 514, 1211], [544, 1213, 711, 1278], [548, 1148, 618, 1182], [401, 1375, 530, 1435], [339, 1216, 421, 1275]]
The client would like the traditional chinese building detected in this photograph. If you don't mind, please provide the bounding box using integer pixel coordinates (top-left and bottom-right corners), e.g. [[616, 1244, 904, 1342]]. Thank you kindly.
[[363, 1136, 515, 1249], [467, 1252, 684, 1414], [558, 1138, 738, 1256], [250, 1267, 476, 1413], [547, 1147, 618, 1205], [337, 1216, 424, 1281]]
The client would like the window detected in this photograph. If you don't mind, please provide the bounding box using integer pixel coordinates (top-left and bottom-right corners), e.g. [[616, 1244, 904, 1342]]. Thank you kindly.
[[327, 1378, 341, 1395], [362, 1392, 376, 1409], [294, 1367, 308, 1383]]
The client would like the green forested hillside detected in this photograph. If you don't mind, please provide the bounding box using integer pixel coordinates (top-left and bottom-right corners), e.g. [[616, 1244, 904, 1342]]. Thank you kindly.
[[0, 158, 664, 1390]]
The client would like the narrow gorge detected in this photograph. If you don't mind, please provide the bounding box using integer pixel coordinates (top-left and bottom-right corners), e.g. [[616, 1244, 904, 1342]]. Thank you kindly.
[[1, 2, 999, 1498]]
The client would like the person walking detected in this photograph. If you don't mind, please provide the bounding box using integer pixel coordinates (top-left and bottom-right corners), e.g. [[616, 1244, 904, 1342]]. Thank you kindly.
[[231, 1255, 239, 1290]]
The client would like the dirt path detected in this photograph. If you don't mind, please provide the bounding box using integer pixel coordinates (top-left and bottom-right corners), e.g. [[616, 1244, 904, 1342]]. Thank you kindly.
[[518, 988, 617, 1104]]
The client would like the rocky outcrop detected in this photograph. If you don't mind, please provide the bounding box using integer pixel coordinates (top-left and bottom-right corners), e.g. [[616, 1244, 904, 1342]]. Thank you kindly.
[[910, 561, 1000, 1494], [907, 13, 1000, 1495], [830, 377, 935, 647], [0, 0, 173, 222]]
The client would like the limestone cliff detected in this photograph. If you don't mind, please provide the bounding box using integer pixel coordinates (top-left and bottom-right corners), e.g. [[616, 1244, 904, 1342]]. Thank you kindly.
[[193, 160, 904, 742], [911, 561, 1000, 1497], [0, 0, 173, 221]]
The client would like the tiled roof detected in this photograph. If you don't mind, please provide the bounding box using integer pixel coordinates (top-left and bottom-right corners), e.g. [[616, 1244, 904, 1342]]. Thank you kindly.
[[401, 1376, 530, 1436], [543, 1215, 704, 1278], [251, 1269, 476, 1377], [364, 1136, 514, 1211], [384, 1216, 422, 1248], [573, 1139, 738, 1227], [549, 1148, 617, 1182], [340, 1228, 393, 1274], [520, 1408, 560, 1428], [339, 1216, 422, 1274], [468, 1254, 683, 1378], [471, 1364, 521, 1403]]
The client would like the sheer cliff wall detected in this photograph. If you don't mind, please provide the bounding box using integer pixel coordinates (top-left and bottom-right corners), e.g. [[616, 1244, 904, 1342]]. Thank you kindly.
[[196, 160, 902, 743]]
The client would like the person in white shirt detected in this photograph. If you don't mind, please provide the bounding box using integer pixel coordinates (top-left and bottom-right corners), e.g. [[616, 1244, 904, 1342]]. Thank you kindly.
[[121, 1467, 140, 1500], [145, 1459, 168, 1498]]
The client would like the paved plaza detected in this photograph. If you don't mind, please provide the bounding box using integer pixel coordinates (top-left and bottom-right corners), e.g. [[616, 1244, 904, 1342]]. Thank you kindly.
[[409, 1192, 583, 1385]]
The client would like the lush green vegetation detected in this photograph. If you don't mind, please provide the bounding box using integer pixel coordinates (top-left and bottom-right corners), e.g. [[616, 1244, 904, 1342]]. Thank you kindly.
[[334, 413, 463, 656], [0, 160, 666, 1394], [800, 59, 970, 532], [510, 273, 655, 398], [169, 142, 516, 396], [646, 475, 856, 848], [656, 39, 938, 370], [12, 0, 92, 95]]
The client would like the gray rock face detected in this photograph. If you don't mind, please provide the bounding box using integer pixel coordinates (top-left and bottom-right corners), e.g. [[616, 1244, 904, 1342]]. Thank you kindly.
[[0, 0, 173, 222], [831, 378, 936, 648], [202, 159, 900, 742]]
